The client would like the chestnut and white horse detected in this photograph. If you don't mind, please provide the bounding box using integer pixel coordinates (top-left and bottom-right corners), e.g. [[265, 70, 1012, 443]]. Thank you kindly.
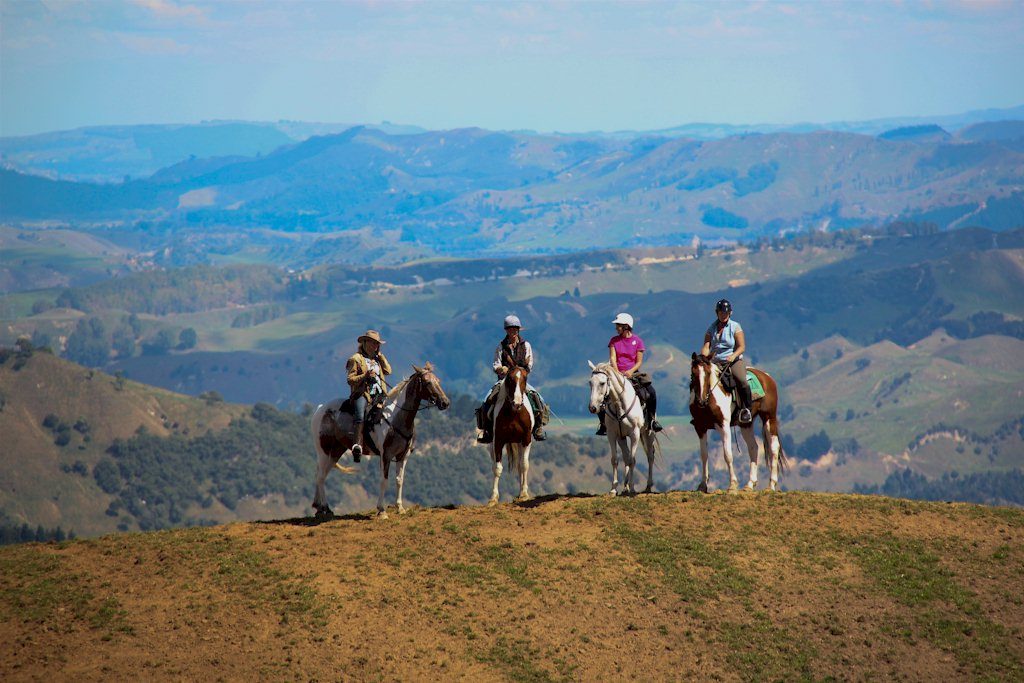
[[588, 361, 657, 496], [488, 365, 534, 505], [311, 363, 450, 518], [689, 353, 787, 493]]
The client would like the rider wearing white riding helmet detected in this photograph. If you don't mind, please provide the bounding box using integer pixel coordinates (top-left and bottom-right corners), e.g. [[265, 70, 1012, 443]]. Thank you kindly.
[[596, 312, 663, 435], [700, 299, 753, 425], [476, 314, 549, 443]]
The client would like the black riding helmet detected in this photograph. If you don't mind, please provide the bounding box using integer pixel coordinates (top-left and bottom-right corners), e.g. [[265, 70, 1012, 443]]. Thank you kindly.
[[715, 298, 733, 314]]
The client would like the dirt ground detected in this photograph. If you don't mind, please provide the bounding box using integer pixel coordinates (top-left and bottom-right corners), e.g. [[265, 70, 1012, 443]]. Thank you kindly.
[[2, 491, 1022, 682]]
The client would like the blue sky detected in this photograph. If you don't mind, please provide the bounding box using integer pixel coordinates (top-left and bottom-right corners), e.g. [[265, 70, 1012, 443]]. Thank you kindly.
[[1, 0, 1022, 136]]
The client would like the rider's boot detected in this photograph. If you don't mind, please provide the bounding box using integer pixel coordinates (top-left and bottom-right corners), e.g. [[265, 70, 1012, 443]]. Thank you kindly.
[[351, 425, 364, 462], [532, 417, 546, 441], [738, 386, 753, 425], [596, 407, 607, 436], [650, 416, 664, 432], [475, 406, 493, 444]]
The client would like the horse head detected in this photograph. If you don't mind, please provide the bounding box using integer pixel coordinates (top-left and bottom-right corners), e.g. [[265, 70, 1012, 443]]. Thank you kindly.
[[690, 352, 716, 408], [503, 365, 529, 409], [411, 362, 450, 411], [587, 360, 613, 414]]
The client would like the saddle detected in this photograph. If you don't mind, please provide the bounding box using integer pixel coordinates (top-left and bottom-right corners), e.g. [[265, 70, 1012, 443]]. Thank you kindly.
[[324, 394, 388, 456], [719, 366, 766, 403]]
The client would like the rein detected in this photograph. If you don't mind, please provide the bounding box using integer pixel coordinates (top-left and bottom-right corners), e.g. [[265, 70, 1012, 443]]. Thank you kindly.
[[594, 369, 638, 424], [696, 359, 729, 407], [380, 374, 439, 444]]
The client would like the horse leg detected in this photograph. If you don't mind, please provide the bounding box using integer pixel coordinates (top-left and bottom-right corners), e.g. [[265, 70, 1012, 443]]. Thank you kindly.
[[377, 456, 391, 519], [698, 433, 710, 493], [395, 457, 408, 514], [642, 428, 656, 493], [489, 441, 503, 506], [766, 418, 781, 492], [312, 448, 332, 515], [608, 431, 620, 496], [720, 424, 739, 492], [516, 444, 533, 502], [623, 425, 640, 495], [742, 425, 760, 491]]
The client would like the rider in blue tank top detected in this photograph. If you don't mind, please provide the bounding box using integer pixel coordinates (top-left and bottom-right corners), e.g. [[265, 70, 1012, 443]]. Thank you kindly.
[[700, 299, 753, 425]]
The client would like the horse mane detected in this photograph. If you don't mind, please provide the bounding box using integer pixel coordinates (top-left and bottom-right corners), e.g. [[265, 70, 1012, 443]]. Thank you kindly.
[[592, 361, 626, 399], [386, 377, 411, 401], [384, 361, 435, 401]]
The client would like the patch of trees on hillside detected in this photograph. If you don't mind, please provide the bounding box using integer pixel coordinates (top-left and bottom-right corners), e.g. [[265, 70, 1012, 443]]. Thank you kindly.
[[56, 264, 286, 315], [854, 468, 1024, 507], [96, 395, 609, 532]]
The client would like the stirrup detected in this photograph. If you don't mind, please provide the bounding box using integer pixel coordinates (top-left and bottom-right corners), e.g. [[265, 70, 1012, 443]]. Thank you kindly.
[[477, 430, 493, 444], [738, 408, 752, 425], [533, 427, 546, 441], [596, 423, 607, 436]]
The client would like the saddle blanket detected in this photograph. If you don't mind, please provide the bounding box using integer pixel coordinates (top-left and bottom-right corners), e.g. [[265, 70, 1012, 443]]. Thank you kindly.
[[746, 370, 765, 401]]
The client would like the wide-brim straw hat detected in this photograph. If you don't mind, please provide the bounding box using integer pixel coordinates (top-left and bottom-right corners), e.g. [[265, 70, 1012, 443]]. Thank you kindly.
[[358, 330, 386, 344]]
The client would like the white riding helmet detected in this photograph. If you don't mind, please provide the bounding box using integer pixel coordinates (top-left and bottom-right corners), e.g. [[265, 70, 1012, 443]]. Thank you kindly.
[[612, 312, 634, 328], [503, 314, 522, 329]]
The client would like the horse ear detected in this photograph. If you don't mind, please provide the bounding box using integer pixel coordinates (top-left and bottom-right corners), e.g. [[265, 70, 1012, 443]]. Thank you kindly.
[[411, 364, 423, 374], [691, 352, 697, 361], [588, 360, 596, 370]]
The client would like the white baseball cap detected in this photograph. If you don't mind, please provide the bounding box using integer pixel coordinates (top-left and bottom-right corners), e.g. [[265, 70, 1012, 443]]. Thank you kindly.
[[503, 314, 523, 329], [612, 313, 634, 328]]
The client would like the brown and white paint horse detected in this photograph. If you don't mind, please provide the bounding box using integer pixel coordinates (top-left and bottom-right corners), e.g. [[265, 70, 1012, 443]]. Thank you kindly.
[[588, 361, 657, 495], [689, 353, 787, 492], [311, 363, 450, 518], [488, 365, 534, 504]]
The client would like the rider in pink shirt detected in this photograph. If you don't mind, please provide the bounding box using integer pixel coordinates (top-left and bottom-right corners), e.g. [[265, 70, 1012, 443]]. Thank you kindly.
[[596, 313, 663, 435]]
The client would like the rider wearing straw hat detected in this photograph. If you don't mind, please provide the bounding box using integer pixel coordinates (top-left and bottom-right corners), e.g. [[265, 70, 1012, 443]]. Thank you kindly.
[[347, 329, 392, 460], [596, 312, 663, 435], [476, 314, 549, 443]]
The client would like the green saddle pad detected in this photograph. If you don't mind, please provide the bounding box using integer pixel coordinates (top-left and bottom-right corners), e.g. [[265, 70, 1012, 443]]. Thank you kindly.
[[747, 370, 765, 401]]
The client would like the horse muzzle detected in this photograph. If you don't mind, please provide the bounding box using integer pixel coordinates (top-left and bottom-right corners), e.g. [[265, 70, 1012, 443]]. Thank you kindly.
[[588, 403, 598, 414]]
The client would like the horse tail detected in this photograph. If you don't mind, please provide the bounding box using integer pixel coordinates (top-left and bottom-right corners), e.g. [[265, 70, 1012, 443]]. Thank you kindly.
[[771, 418, 789, 475]]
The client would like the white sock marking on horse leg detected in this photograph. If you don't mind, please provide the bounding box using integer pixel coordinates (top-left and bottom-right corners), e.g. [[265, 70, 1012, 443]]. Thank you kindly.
[[395, 458, 408, 514], [609, 438, 619, 495], [490, 450, 502, 504], [721, 425, 738, 490], [743, 426, 759, 490]]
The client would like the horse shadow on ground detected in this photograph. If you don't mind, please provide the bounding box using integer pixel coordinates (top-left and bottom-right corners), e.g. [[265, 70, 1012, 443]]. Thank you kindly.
[[512, 492, 598, 509], [257, 493, 607, 527]]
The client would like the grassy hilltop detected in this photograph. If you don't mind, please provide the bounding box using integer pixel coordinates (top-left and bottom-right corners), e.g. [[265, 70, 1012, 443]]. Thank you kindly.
[[2, 492, 1022, 681]]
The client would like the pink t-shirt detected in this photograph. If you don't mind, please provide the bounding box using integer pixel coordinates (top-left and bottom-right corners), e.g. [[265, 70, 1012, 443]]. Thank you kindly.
[[609, 334, 645, 374]]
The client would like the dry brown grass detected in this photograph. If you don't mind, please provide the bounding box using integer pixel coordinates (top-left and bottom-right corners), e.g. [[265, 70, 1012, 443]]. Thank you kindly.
[[2, 491, 1022, 681]]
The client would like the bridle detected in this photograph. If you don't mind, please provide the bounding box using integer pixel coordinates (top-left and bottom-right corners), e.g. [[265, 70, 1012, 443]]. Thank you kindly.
[[694, 358, 725, 408], [592, 368, 638, 424], [383, 371, 447, 442]]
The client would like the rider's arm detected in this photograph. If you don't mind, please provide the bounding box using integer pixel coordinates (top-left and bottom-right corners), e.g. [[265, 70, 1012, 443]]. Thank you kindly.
[[377, 352, 392, 377], [608, 345, 617, 367], [493, 344, 503, 372], [522, 341, 534, 372], [346, 356, 367, 388], [700, 332, 712, 358], [627, 349, 644, 376], [729, 330, 746, 363]]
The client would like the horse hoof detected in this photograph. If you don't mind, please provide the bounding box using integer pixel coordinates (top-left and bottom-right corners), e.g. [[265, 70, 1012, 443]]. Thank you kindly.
[[608, 489, 618, 497], [743, 482, 756, 492], [643, 486, 654, 494], [697, 483, 709, 494], [397, 506, 406, 515], [376, 509, 389, 520], [487, 498, 498, 507], [314, 506, 333, 519]]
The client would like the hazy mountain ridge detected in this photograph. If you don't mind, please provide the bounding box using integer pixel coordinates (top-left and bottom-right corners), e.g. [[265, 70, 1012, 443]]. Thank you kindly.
[[2, 124, 1023, 262]]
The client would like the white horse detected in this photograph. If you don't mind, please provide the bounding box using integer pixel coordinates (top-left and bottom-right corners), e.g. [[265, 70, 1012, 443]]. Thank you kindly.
[[488, 366, 535, 505], [311, 363, 449, 518], [588, 361, 656, 496]]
